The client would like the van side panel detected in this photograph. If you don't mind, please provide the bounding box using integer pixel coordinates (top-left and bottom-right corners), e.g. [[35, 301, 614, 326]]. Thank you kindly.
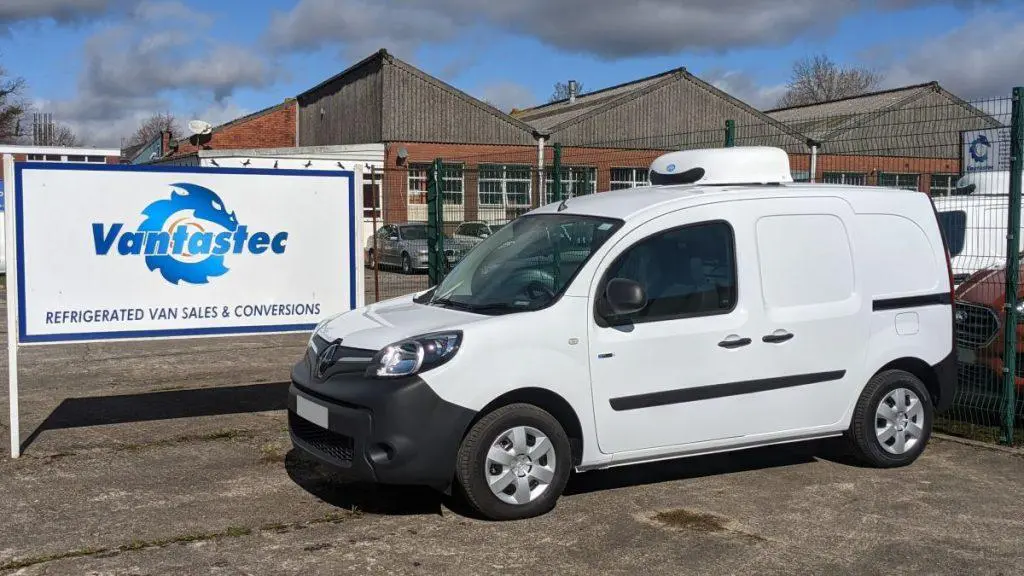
[[848, 195, 954, 420]]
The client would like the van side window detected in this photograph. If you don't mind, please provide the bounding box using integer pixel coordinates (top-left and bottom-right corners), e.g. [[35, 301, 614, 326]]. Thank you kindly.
[[602, 221, 737, 323]]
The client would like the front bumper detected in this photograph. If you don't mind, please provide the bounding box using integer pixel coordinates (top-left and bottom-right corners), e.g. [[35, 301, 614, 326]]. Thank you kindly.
[[288, 347, 476, 490]]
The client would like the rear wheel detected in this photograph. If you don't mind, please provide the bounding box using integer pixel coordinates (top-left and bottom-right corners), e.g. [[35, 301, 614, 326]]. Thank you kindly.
[[456, 404, 571, 521], [846, 370, 933, 467]]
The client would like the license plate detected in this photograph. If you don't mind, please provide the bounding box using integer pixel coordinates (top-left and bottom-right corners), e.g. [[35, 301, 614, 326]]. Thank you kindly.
[[296, 395, 329, 429], [957, 347, 976, 364]]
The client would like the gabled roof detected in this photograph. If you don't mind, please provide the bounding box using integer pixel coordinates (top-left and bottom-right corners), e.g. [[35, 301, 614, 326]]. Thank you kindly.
[[172, 98, 296, 148], [513, 69, 680, 133], [298, 49, 539, 143], [765, 82, 1002, 144]]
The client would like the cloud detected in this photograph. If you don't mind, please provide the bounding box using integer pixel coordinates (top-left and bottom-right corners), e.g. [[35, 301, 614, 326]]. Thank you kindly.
[[36, 2, 273, 146], [477, 81, 536, 113], [0, 0, 122, 31], [881, 11, 1024, 100], [265, 0, 983, 59], [702, 70, 788, 110]]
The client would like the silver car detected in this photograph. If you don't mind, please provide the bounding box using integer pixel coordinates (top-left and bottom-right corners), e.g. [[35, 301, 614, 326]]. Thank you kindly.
[[366, 223, 475, 274]]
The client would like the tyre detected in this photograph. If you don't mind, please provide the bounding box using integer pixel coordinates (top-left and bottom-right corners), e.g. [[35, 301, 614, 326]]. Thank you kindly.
[[846, 370, 933, 468], [401, 253, 413, 275], [366, 249, 376, 269], [456, 403, 572, 521]]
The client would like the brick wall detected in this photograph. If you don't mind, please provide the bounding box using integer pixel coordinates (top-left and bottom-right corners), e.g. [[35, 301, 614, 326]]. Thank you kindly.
[[379, 141, 967, 224], [789, 154, 962, 192], [172, 100, 297, 157], [0, 152, 121, 183]]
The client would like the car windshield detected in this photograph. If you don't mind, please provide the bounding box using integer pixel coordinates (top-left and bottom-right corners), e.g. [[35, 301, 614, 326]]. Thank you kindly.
[[936, 210, 967, 256], [400, 225, 428, 240], [425, 214, 623, 313]]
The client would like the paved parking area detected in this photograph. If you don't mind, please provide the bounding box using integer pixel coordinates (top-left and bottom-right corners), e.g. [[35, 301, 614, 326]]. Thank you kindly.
[[1, 300, 1024, 574]]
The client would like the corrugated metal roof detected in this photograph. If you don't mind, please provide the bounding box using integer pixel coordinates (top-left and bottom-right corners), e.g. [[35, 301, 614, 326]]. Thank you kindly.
[[514, 70, 679, 132]]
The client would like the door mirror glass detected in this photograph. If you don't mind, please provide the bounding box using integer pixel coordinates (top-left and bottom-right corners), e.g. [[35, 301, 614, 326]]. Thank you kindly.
[[605, 278, 647, 316]]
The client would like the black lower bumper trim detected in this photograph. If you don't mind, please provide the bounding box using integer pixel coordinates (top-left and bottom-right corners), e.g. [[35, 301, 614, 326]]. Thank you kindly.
[[932, 349, 957, 413], [287, 351, 477, 490]]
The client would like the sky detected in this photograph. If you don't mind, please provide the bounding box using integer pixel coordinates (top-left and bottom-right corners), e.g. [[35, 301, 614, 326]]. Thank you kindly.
[[1, 0, 1023, 147]]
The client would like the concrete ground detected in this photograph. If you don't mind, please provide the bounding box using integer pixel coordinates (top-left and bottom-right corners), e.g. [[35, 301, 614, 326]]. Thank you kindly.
[[1, 297, 1024, 574]]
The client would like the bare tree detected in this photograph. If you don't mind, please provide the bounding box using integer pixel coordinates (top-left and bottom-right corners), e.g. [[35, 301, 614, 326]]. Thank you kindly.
[[126, 112, 181, 148], [776, 55, 882, 108], [549, 81, 585, 103], [0, 64, 27, 144]]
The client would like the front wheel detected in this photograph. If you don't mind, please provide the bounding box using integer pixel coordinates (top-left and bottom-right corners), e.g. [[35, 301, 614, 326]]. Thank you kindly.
[[401, 253, 413, 274], [366, 249, 377, 269], [845, 370, 933, 468], [456, 403, 572, 521]]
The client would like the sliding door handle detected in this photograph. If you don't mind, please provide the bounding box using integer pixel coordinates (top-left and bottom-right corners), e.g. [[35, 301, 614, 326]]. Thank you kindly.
[[718, 337, 752, 349], [762, 331, 794, 344]]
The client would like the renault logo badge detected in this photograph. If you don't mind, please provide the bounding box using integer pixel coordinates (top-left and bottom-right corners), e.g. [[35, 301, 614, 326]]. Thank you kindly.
[[317, 342, 341, 377]]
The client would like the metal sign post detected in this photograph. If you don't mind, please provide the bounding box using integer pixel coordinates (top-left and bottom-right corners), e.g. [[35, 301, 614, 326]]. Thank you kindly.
[[4, 153, 20, 457]]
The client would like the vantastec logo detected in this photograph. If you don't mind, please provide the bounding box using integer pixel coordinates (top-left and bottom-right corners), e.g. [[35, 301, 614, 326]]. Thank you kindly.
[[92, 183, 288, 285]]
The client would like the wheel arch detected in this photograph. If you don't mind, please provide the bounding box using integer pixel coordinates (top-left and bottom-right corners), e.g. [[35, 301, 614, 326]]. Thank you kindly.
[[470, 387, 584, 467], [875, 357, 941, 407]]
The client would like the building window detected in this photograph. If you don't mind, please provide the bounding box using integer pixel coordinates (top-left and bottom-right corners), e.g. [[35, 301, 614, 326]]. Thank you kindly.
[[790, 170, 810, 182], [879, 173, 920, 191], [822, 172, 867, 186], [930, 174, 958, 197], [479, 164, 532, 207], [66, 155, 86, 162], [545, 166, 597, 204], [407, 163, 464, 206], [86, 156, 105, 163], [27, 154, 62, 161], [610, 167, 650, 190], [363, 169, 383, 219]]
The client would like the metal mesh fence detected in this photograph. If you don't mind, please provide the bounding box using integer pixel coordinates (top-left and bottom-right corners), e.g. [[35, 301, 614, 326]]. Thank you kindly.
[[362, 92, 1022, 444]]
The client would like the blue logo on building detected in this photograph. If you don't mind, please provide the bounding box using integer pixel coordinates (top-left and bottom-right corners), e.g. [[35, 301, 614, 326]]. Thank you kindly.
[[969, 134, 991, 164], [92, 183, 288, 285], [666, 163, 677, 173]]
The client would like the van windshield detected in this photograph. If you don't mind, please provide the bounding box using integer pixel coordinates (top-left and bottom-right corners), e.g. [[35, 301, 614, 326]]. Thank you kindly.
[[424, 214, 623, 313], [936, 210, 967, 256]]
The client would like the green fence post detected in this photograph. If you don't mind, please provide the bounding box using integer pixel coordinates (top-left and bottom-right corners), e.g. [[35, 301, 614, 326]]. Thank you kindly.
[[553, 143, 563, 202], [725, 120, 735, 147], [426, 158, 445, 287], [1002, 87, 1024, 445]]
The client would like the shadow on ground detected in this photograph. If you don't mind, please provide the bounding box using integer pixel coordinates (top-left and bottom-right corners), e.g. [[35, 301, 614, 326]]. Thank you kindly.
[[21, 382, 290, 453], [285, 439, 855, 518]]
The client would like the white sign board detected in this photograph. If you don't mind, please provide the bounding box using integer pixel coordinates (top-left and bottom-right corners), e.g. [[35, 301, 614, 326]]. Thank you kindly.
[[14, 163, 361, 344], [963, 128, 1011, 173]]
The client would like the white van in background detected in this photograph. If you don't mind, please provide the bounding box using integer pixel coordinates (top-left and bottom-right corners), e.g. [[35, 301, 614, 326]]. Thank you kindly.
[[932, 171, 1024, 285]]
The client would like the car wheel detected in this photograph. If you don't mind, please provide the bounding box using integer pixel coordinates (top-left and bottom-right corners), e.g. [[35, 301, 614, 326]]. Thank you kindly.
[[401, 253, 413, 274], [845, 370, 933, 468], [456, 403, 572, 521], [366, 249, 376, 269]]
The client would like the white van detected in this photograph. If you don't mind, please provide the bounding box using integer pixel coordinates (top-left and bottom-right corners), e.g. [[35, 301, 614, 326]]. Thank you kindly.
[[289, 147, 956, 520], [933, 171, 1023, 284]]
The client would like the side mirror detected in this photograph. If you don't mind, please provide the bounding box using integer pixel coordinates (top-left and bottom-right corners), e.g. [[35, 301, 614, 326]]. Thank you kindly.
[[605, 278, 647, 316]]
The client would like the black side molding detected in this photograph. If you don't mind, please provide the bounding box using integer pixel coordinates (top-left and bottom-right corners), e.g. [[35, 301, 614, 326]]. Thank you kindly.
[[609, 370, 847, 412], [873, 292, 951, 312]]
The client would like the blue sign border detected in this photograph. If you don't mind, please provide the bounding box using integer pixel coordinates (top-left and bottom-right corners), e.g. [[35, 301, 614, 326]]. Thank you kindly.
[[14, 162, 357, 344]]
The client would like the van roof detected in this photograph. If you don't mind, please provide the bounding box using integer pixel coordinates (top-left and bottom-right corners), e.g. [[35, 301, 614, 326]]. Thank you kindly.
[[531, 183, 925, 221]]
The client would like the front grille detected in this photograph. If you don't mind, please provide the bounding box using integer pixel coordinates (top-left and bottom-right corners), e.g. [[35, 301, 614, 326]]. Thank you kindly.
[[954, 301, 1000, 349], [289, 412, 354, 466]]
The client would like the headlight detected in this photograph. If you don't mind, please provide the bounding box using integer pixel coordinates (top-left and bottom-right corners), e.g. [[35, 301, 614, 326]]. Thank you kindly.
[[418, 248, 428, 255], [367, 331, 462, 378], [1016, 301, 1024, 317]]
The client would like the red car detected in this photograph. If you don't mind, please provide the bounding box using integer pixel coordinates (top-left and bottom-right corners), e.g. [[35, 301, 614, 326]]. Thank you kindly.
[[954, 265, 1024, 411]]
